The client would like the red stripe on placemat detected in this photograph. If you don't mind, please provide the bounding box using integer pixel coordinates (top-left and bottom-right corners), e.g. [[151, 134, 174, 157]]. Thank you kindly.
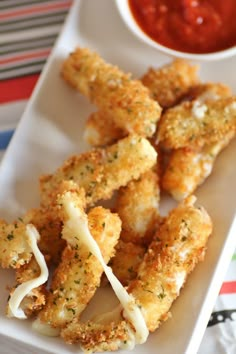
[[1, 49, 51, 65], [220, 281, 236, 295], [0, 1, 72, 20], [0, 74, 39, 103]]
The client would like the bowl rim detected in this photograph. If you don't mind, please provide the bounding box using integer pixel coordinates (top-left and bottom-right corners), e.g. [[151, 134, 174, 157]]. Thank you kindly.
[[115, 0, 236, 62]]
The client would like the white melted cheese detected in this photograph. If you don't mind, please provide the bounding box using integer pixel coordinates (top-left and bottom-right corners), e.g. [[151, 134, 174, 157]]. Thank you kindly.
[[32, 317, 60, 337], [173, 271, 186, 293], [8, 224, 49, 319], [63, 197, 149, 346], [192, 101, 207, 119], [179, 248, 190, 261], [230, 101, 236, 111], [224, 101, 236, 114], [165, 271, 186, 295], [83, 126, 101, 146]]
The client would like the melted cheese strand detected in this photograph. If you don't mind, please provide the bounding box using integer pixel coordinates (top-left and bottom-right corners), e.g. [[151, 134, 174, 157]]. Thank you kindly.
[[64, 198, 149, 344], [32, 318, 60, 337], [8, 224, 48, 319]]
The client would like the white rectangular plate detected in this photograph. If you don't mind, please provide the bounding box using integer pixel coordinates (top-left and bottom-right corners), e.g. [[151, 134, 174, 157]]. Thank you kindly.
[[0, 1, 236, 353]]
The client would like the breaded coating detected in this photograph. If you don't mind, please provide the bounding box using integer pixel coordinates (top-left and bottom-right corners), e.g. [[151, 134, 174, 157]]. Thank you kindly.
[[38, 189, 121, 328], [62, 47, 162, 137], [84, 111, 125, 147], [61, 196, 212, 351], [162, 132, 235, 200], [62, 319, 130, 352], [110, 240, 146, 286], [141, 59, 199, 108], [9, 256, 47, 317], [40, 135, 157, 207], [23, 207, 64, 265], [116, 169, 160, 245], [0, 219, 32, 269], [157, 97, 236, 149], [184, 82, 232, 102]]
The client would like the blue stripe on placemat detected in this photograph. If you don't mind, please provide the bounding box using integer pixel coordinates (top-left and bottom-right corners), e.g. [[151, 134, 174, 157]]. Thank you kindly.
[[0, 129, 14, 150]]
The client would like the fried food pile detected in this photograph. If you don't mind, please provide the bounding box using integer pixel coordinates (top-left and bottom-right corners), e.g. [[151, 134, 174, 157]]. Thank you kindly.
[[1, 47, 236, 353]]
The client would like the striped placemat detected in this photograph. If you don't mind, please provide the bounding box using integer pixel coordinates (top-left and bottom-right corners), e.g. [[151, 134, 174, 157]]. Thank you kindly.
[[0, 0, 72, 156], [0, 0, 72, 80]]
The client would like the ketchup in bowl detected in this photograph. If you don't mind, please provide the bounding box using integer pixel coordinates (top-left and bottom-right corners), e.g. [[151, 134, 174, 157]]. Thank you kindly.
[[128, 0, 236, 54]]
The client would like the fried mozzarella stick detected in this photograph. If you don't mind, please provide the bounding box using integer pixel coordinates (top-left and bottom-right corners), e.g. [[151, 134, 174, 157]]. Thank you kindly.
[[84, 59, 199, 147], [128, 195, 212, 332], [110, 169, 161, 286], [61, 196, 212, 351], [40, 135, 157, 207], [37, 188, 121, 329], [62, 47, 162, 137], [162, 131, 235, 201], [162, 83, 234, 200], [116, 169, 160, 246], [157, 96, 236, 149], [109, 169, 160, 285], [0, 219, 33, 269], [141, 59, 199, 108]]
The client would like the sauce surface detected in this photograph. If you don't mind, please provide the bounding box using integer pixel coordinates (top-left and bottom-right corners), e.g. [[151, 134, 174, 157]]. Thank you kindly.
[[128, 0, 236, 54]]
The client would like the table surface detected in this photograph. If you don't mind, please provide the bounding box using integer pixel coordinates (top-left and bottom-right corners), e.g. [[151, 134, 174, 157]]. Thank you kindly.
[[0, 1, 236, 354]]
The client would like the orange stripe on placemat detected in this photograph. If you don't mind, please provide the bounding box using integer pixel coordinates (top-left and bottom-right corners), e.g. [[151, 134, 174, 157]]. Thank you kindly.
[[0, 74, 39, 103], [1, 49, 51, 65], [220, 281, 236, 295], [0, 1, 72, 20]]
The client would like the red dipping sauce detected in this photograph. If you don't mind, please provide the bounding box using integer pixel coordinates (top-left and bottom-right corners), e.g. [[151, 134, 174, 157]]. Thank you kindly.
[[128, 0, 236, 54]]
